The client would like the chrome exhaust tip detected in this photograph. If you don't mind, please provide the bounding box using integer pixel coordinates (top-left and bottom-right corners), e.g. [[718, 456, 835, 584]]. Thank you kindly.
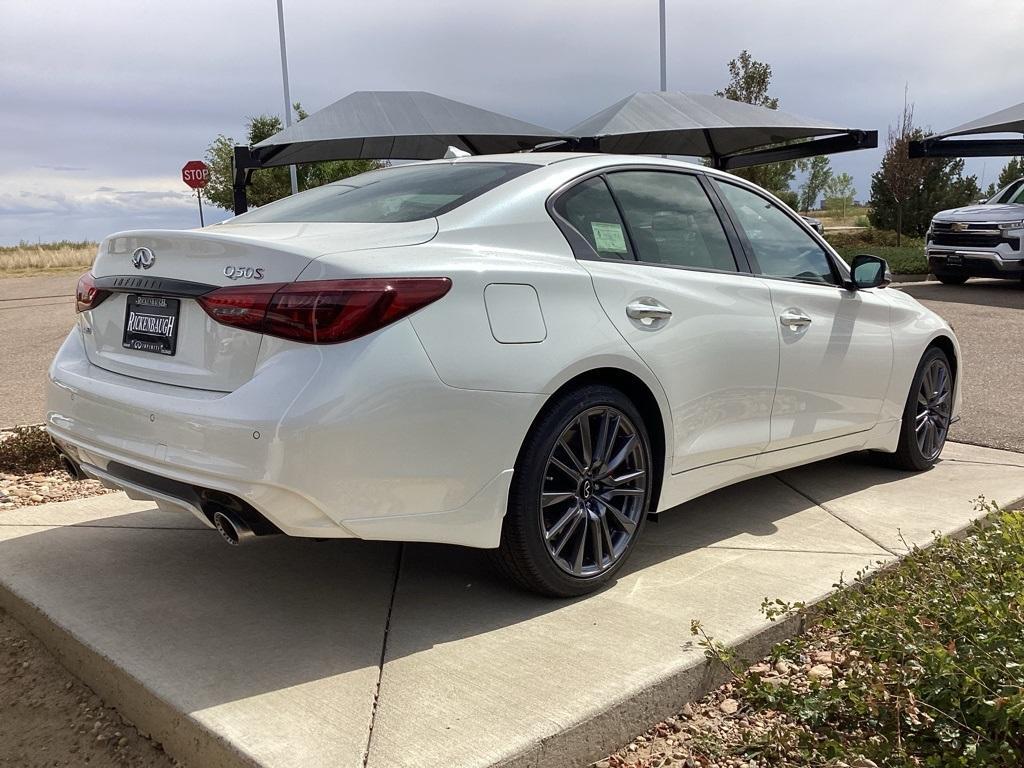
[[58, 454, 86, 481], [212, 510, 256, 547]]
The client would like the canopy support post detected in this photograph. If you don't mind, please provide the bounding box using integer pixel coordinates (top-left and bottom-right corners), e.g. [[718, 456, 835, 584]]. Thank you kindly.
[[703, 129, 724, 170], [233, 145, 254, 216]]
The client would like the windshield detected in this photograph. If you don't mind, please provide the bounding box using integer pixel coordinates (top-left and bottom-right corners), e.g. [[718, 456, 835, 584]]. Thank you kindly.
[[989, 178, 1024, 204], [233, 162, 536, 224]]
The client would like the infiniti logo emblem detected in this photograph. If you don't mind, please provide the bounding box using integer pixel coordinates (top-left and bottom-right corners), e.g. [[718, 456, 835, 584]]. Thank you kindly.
[[132, 247, 156, 270]]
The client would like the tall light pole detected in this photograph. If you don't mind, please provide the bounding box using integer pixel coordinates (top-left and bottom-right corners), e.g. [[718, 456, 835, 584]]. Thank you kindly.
[[277, 0, 299, 195], [659, 0, 667, 91]]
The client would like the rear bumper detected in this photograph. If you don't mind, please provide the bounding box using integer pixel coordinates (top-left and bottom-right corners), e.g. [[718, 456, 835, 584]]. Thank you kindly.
[[47, 324, 543, 548], [926, 247, 1024, 278]]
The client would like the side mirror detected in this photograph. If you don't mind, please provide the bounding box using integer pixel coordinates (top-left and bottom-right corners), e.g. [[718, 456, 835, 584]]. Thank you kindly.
[[850, 254, 891, 290]]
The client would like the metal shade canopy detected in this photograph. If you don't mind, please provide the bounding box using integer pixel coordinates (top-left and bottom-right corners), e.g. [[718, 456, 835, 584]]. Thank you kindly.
[[910, 100, 1024, 159], [250, 90, 565, 166], [564, 91, 876, 169], [230, 89, 877, 214]]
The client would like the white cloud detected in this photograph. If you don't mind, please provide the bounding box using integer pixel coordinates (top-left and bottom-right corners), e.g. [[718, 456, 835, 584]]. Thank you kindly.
[[1, 0, 1021, 243]]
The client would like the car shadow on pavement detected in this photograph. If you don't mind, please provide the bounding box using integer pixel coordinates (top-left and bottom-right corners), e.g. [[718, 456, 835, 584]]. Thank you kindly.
[[0, 453, 902, 715], [899, 279, 1024, 309]]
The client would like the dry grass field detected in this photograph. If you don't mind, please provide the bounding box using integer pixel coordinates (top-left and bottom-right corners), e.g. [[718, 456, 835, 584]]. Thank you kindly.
[[0, 241, 96, 277], [807, 204, 870, 229]]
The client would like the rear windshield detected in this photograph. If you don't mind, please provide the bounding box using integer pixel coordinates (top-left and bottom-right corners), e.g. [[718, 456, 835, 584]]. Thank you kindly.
[[234, 162, 536, 224]]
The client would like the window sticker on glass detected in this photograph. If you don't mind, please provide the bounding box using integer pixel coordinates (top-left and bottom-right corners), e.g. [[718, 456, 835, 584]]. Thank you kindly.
[[591, 221, 628, 253]]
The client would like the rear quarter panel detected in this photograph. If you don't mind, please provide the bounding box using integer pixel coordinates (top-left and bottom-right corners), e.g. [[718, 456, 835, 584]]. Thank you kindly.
[[296, 193, 676, 466]]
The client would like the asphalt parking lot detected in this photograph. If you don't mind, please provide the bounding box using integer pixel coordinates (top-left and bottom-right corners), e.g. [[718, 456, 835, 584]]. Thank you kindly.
[[0, 274, 77, 429], [899, 279, 1024, 452], [1, 273, 1022, 452]]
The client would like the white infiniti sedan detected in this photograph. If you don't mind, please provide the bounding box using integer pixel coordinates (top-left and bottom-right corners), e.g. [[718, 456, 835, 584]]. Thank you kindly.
[[48, 154, 960, 596]]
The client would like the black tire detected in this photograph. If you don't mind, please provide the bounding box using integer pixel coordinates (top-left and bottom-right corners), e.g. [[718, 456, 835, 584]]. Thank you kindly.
[[886, 347, 953, 471], [935, 273, 968, 285], [492, 384, 653, 597]]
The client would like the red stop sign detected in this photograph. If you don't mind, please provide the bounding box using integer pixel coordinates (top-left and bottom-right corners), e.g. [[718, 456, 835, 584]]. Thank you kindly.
[[182, 160, 209, 190]]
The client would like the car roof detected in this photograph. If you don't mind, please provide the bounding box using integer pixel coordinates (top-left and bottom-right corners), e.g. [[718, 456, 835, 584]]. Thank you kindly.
[[406, 152, 714, 175]]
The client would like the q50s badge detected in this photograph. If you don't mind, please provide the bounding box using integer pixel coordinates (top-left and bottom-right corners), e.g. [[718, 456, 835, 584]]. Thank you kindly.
[[223, 266, 265, 280]]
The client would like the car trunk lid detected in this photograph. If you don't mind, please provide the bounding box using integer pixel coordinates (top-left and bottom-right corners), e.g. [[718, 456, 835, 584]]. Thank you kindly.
[[82, 221, 437, 391]]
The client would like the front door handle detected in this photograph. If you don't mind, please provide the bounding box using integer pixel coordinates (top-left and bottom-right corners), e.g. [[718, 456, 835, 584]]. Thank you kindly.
[[779, 310, 812, 329], [626, 298, 673, 324]]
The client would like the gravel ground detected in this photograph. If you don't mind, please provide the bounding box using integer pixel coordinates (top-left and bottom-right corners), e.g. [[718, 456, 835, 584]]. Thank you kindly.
[[0, 606, 177, 767], [0, 470, 114, 510], [592, 629, 866, 768]]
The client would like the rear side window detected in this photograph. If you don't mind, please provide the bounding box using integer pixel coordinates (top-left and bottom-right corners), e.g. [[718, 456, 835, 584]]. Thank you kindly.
[[553, 177, 634, 260], [714, 180, 837, 285], [235, 162, 535, 224], [605, 171, 737, 271]]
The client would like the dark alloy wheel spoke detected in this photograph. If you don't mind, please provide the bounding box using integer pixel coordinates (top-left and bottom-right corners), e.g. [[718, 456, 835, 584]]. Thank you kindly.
[[540, 406, 648, 578], [914, 358, 951, 462]]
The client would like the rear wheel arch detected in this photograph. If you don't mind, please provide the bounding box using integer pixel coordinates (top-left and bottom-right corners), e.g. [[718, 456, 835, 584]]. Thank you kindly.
[[523, 367, 667, 513]]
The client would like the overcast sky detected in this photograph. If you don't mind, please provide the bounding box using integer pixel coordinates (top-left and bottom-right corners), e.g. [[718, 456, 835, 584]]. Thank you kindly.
[[2, 0, 1021, 245]]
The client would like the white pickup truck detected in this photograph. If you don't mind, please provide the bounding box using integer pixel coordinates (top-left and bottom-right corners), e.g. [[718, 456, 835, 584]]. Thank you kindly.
[[926, 177, 1024, 284]]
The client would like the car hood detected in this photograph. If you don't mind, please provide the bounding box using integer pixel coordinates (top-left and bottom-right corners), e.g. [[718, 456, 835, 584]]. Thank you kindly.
[[933, 203, 1024, 223]]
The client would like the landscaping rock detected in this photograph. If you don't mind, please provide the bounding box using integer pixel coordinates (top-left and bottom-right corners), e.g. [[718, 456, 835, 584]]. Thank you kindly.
[[808, 663, 833, 681]]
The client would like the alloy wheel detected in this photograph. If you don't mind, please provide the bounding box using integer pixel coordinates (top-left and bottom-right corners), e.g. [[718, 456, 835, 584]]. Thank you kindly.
[[540, 406, 648, 578], [915, 357, 952, 461]]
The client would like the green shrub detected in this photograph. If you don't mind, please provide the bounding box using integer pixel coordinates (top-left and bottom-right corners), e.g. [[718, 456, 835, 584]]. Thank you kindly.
[[854, 215, 870, 228], [0, 425, 61, 474], [832, 246, 928, 275], [744, 503, 1024, 767]]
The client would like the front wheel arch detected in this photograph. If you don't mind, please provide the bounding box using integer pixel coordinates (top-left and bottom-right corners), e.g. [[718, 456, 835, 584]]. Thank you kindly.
[[927, 334, 959, 392]]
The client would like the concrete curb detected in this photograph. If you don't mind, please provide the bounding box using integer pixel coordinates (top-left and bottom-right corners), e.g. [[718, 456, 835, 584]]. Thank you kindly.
[[500, 611, 807, 768], [0, 581, 259, 768], [501, 496, 1024, 768], [2, 490, 1021, 768]]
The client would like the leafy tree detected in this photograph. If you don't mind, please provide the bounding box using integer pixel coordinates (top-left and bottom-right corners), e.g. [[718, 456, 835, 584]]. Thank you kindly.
[[822, 172, 855, 220], [798, 155, 833, 211], [715, 50, 797, 199], [204, 103, 382, 211], [873, 99, 917, 245], [997, 157, 1024, 189], [775, 189, 799, 210], [869, 103, 980, 239]]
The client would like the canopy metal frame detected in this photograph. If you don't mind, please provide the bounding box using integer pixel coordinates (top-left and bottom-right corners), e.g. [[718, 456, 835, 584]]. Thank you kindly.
[[908, 100, 1024, 159], [229, 90, 877, 215], [909, 137, 1024, 159]]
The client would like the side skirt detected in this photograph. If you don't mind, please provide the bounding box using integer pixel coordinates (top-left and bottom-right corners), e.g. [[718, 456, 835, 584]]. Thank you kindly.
[[656, 419, 901, 512]]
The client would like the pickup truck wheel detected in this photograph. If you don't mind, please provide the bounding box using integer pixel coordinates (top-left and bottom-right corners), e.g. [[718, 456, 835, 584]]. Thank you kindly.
[[935, 273, 967, 285]]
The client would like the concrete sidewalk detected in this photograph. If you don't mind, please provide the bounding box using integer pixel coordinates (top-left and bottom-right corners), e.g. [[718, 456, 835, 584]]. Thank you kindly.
[[2, 442, 1024, 768]]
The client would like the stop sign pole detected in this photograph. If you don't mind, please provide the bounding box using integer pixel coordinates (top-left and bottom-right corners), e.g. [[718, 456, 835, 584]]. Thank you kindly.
[[181, 160, 210, 226]]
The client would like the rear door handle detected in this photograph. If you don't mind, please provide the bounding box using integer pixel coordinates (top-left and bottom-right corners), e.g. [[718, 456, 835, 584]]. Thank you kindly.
[[779, 310, 812, 329], [626, 298, 673, 323]]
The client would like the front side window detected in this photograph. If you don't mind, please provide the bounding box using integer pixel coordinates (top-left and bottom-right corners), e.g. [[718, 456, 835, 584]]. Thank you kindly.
[[605, 171, 737, 271], [234, 162, 535, 224], [715, 180, 837, 285], [553, 177, 634, 260]]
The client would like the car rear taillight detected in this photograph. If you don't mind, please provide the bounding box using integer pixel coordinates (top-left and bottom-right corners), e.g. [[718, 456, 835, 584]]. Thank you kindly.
[[197, 278, 452, 344], [75, 272, 110, 313]]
